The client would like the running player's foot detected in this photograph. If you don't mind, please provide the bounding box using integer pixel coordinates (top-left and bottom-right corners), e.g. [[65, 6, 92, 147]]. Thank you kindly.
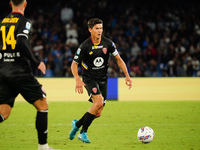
[[38, 143, 60, 150], [69, 120, 79, 140], [78, 131, 91, 143]]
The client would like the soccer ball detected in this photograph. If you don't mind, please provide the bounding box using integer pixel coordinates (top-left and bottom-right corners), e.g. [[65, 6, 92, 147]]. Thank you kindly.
[[137, 126, 154, 143]]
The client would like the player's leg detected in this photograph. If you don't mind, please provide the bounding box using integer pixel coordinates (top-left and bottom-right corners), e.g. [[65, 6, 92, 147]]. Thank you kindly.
[[0, 77, 16, 123], [94, 79, 107, 118], [88, 94, 104, 116], [69, 78, 104, 143], [33, 97, 57, 150], [33, 98, 48, 144], [77, 94, 104, 143], [79, 78, 104, 126], [76, 79, 107, 142], [81, 94, 103, 132], [69, 97, 102, 140], [33, 97, 51, 150], [95, 105, 104, 118], [0, 104, 12, 123], [19, 76, 55, 150]]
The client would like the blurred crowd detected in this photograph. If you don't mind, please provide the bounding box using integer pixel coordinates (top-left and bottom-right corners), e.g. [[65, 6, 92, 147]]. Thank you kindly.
[[1, 0, 200, 77]]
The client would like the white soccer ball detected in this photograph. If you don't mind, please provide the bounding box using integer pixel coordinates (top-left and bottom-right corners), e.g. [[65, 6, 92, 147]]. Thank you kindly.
[[137, 126, 154, 143]]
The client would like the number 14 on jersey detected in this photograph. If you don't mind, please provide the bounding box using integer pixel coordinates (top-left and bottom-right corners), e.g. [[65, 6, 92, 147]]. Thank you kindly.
[[1, 25, 16, 50]]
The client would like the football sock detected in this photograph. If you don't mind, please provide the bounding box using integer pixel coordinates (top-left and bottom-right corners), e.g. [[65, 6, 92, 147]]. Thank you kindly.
[[0, 113, 4, 123], [36, 110, 48, 144], [81, 112, 95, 133], [76, 112, 87, 128]]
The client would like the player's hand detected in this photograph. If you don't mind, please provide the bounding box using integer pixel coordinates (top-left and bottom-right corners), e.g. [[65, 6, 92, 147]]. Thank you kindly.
[[125, 76, 132, 89], [38, 62, 46, 74], [75, 77, 86, 94]]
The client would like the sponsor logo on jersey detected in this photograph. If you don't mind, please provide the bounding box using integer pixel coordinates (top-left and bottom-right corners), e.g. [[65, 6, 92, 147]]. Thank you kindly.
[[1, 52, 20, 62], [102, 48, 107, 54], [4, 52, 20, 58], [23, 29, 29, 34], [92, 87, 97, 93], [76, 48, 81, 55], [89, 51, 93, 55], [93, 57, 104, 67], [92, 45, 103, 49], [25, 22, 31, 30], [92, 66, 105, 70], [74, 55, 78, 59]]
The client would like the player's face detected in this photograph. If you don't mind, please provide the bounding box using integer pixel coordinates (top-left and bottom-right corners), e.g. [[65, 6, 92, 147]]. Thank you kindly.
[[90, 24, 103, 39]]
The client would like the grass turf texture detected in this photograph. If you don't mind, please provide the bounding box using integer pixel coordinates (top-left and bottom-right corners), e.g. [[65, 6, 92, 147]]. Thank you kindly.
[[0, 101, 200, 150]]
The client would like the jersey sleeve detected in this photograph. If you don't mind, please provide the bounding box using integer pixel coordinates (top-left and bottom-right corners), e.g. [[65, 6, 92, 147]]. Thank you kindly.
[[17, 18, 31, 39], [16, 18, 40, 67], [17, 36, 40, 67], [73, 44, 84, 64], [107, 38, 119, 56]]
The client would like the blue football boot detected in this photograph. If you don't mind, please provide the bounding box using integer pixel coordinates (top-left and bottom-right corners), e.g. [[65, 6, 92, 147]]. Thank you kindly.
[[69, 120, 79, 140], [78, 131, 91, 143]]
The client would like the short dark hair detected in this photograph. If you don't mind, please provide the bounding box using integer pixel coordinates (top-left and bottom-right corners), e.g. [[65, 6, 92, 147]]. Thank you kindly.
[[11, 0, 25, 6], [87, 18, 103, 29]]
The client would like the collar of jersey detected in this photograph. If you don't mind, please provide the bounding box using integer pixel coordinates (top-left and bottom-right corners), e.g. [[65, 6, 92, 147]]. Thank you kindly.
[[11, 11, 24, 16], [90, 37, 101, 45]]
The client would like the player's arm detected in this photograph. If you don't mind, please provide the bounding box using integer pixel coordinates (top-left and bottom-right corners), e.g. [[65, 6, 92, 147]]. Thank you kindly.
[[114, 54, 132, 89], [71, 60, 86, 94], [16, 36, 46, 74]]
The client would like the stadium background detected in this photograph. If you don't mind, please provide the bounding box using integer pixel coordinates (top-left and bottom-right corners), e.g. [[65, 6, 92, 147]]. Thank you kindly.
[[1, 0, 200, 101], [1, 0, 200, 78]]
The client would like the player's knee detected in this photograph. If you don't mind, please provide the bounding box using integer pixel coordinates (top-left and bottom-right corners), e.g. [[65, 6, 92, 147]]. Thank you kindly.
[[39, 103, 48, 111], [35, 98, 49, 111], [44, 102, 49, 109], [94, 101, 104, 110]]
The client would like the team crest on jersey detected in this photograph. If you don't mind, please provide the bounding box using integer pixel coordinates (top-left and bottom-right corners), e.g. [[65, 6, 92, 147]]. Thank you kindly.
[[92, 88, 97, 93], [102, 48, 107, 54]]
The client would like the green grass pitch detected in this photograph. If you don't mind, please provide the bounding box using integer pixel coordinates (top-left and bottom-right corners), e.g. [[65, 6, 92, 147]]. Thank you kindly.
[[0, 101, 200, 150]]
